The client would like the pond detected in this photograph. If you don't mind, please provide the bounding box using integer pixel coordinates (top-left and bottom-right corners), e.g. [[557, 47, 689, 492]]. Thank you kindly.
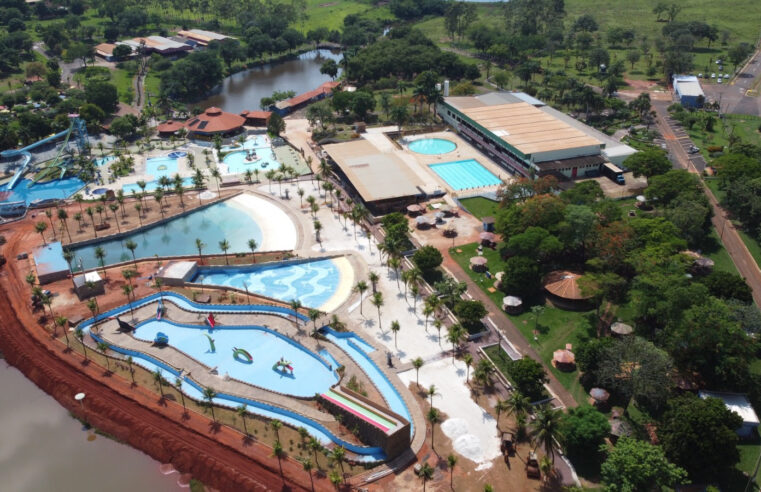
[[200, 50, 343, 112]]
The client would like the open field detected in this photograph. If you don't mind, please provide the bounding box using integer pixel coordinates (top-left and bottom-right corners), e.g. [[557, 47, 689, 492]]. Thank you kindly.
[[458, 196, 499, 220]]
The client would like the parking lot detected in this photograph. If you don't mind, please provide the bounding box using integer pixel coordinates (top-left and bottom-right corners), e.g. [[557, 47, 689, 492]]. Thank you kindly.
[[702, 49, 761, 116]]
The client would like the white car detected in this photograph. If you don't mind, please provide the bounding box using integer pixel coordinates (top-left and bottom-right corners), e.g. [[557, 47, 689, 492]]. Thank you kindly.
[[711, 73, 716, 78], [718, 77, 723, 84], [698, 73, 703, 78]]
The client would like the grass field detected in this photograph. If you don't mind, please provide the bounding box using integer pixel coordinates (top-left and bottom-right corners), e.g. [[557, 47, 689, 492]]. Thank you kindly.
[[301, 0, 393, 32], [686, 113, 761, 157], [458, 196, 499, 220]]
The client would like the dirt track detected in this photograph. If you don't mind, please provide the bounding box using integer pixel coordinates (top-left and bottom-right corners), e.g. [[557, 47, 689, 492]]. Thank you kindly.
[[0, 221, 327, 491]]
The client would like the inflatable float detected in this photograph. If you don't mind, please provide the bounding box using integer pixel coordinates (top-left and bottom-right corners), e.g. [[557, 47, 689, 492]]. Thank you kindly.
[[232, 347, 253, 364]]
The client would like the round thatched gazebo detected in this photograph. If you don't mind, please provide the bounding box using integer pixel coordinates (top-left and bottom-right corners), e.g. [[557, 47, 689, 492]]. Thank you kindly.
[[543, 270, 592, 309], [502, 295, 522, 314], [610, 322, 634, 337], [470, 256, 488, 272], [553, 349, 576, 371]]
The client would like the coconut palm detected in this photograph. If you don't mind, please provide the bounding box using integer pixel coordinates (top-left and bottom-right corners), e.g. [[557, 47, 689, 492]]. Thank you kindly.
[[265, 169, 276, 193], [505, 391, 531, 422], [388, 257, 401, 289], [203, 387, 217, 421], [495, 398, 509, 429], [297, 187, 304, 208], [86, 298, 98, 318], [210, 167, 221, 193], [154, 190, 165, 219], [244, 169, 253, 185], [419, 462, 434, 491], [371, 292, 384, 329], [41, 293, 54, 318], [122, 268, 136, 290], [447, 454, 458, 488], [307, 437, 322, 467], [133, 203, 143, 227], [237, 404, 249, 435], [308, 308, 321, 336], [153, 369, 165, 398], [153, 277, 164, 301], [271, 419, 282, 441], [219, 239, 230, 265], [116, 189, 126, 218], [75, 328, 88, 360], [272, 440, 286, 480], [427, 407, 440, 450], [289, 299, 303, 325], [434, 319, 443, 346], [57, 208, 72, 242], [55, 315, 70, 347], [473, 358, 496, 388], [353, 280, 368, 314], [126, 356, 135, 385], [247, 238, 258, 263], [310, 201, 319, 218], [301, 458, 315, 492], [73, 193, 84, 213], [368, 271, 379, 293], [422, 304, 434, 333], [330, 446, 346, 476], [25, 271, 36, 290], [530, 405, 562, 464], [427, 384, 438, 408], [107, 204, 121, 233], [195, 238, 205, 263], [95, 204, 105, 225], [35, 221, 48, 245], [44, 209, 56, 239], [447, 324, 465, 362], [175, 182, 185, 208], [464, 353, 473, 384], [74, 211, 83, 231], [96, 341, 111, 373], [123, 239, 138, 269], [122, 284, 134, 315], [313, 220, 322, 244], [329, 471, 342, 491], [412, 357, 424, 388], [94, 246, 107, 279], [390, 320, 401, 348]]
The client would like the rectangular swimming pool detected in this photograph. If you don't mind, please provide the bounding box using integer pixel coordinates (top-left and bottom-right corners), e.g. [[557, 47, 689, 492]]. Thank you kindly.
[[430, 159, 502, 190]]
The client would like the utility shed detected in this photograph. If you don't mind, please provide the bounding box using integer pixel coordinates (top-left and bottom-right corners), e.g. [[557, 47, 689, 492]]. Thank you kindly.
[[673, 75, 705, 108]]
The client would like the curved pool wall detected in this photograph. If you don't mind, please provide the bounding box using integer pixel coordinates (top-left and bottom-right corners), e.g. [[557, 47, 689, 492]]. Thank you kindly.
[[408, 138, 457, 155], [71, 199, 264, 270], [321, 327, 413, 437], [193, 258, 341, 309], [131, 318, 339, 398], [222, 147, 278, 175], [81, 292, 385, 460]]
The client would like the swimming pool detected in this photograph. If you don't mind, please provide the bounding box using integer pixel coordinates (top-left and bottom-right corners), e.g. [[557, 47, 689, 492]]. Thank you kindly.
[[430, 159, 502, 190], [193, 259, 341, 309], [122, 177, 194, 194], [93, 155, 117, 167], [133, 319, 338, 397], [408, 138, 457, 155], [168, 151, 187, 159], [145, 156, 178, 178], [0, 177, 85, 205], [222, 147, 278, 175], [71, 198, 263, 270], [221, 135, 270, 152]]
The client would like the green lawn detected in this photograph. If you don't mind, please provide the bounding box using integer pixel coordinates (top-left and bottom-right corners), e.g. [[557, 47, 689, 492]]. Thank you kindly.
[[738, 443, 761, 480], [458, 196, 499, 220], [686, 113, 761, 159], [302, 0, 393, 32]]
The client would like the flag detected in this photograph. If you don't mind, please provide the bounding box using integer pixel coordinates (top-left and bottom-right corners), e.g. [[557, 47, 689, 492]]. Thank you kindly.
[[207, 313, 215, 329]]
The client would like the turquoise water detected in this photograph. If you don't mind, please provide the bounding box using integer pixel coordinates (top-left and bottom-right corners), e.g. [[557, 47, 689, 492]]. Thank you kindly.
[[71, 201, 262, 270], [193, 259, 340, 309], [93, 155, 117, 167], [221, 135, 269, 152], [122, 177, 194, 194], [146, 156, 179, 178], [1, 177, 85, 204], [133, 319, 338, 397], [430, 159, 502, 190], [222, 148, 278, 175], [408, 138, 457, 155]]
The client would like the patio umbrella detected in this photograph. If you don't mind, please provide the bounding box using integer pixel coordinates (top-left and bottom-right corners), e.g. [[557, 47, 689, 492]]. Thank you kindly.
[[470, 256, 487, 266], [553, 349, 575, 365], [406, 204, 423, 214], [479, 231, 496, 242], [590, 387, 610, 402], [503, 296, 522, 307], [415, 215, 430, 226], [610, 322, 634, 336]]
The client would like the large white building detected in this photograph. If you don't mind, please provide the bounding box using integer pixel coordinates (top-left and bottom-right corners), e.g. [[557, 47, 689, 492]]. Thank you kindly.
[[437, 92, 636, 180]]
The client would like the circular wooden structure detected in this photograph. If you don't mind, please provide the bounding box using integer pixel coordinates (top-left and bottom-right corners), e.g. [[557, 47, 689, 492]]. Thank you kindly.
[[470, 256, 487, 272], [543, 270, 592, 309]]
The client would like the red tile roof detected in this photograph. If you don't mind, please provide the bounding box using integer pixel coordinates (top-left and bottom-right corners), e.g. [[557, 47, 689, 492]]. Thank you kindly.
[[185, 107, 245, 134], [156, 120, 185, 133], [277, 81, 340, 109]]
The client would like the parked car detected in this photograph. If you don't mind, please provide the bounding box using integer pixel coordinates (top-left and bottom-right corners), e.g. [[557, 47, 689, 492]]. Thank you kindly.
[[526, 451, 541, 479], [698, 73, 703, 78], [711, 73, 716, 78], [688, 145, 700, 154], [501, 432, 515, 455], [718, 78, 723, 84]]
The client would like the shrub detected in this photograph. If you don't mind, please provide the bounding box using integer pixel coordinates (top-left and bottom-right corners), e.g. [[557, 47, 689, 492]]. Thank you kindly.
[[706, 145, 724, 152], [412, 245, 443, 273]]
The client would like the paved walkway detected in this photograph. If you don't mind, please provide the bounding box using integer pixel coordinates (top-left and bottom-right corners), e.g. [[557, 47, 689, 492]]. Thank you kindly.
[[653, 101, 761, 307]]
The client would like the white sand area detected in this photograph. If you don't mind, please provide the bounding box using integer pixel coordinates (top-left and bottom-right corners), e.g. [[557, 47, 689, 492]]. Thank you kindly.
[[318, 256, 354, 313], [226, 193, 298, 252]]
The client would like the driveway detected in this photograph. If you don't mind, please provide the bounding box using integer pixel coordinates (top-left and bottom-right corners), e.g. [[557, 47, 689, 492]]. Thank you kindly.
[[703, 48, 761, 116]]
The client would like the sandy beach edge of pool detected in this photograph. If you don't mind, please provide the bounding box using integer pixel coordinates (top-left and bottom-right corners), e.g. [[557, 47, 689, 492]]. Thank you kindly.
[[318, 256, 354, 313], [224, 193, 298, 252]]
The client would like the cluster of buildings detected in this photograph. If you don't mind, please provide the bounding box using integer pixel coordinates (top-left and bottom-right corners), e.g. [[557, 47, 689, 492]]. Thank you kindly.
[[157, 107, 272, 139], [95, 29, 232, 61]]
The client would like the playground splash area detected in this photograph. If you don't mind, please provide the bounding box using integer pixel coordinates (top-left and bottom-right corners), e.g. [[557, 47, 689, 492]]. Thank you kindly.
[[193, 257, 352, 311], [70, 193, 303, 270], [134, 319, 339, 398], [83, 293, 410, 460]]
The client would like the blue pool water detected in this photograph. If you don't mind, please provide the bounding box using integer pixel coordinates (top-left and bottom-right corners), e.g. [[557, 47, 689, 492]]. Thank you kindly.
[[133, 319, 338, 397], [145, 156, 178, 178], [1, 177, 85, 204], [93, 155, 117, 167], [222, 148, 278, 175], [72, 200, 262, 270], [430, 159, 502, 190], [122, 177, 194, 194], [193, 259, 340, 309], [168, 151, 187, 158], [221, 136, 270, 152], [408, 138, 457, 155]]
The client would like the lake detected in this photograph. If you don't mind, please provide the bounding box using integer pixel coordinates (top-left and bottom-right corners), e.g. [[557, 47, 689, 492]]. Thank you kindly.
[[0, 362, 182, 492], [200, 49, 343, 112]]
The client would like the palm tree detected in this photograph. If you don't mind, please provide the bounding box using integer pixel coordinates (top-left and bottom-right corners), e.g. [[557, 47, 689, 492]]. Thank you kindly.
[[412, 357, 424, 388], [94, 246, 107, 279], [371, 292, 384, 329], [494, 398, 509, 429], [308, 437, 322, 467], [122, 268, 136, 290], [271, 419, 282, 441], [124, 239, 138, 269], [388, 256, 401, 289], [116, 189, 126, 218], [203, 387, 217, 421], [153, 277, 164, 301], [447, 324, 465, 362], [74, 212, 83, 231], [505, 391, 531, 422], [427, 407, 440, 450], [97, 341, 112, 373], [85, 207, 97, 237], [122, 284, 134, 316], [530, 405, 562, 464], [422, 304, 434, 333], [353, 280, 368, 314], [329, 470, 342, 491], [237, 404, 249, 435], [313, 220, 322, 244], [35, 221, 48, 245], [463, 353, 473, 384], [95, 204, 105, 225], [434, 319, 443, 346], [210, 167, 221, 194], [57, 208, 72, 242], [290, 299, 303, 326], [368, 271, 379, 293], [219, 239, 230, 265], [154, 190, 165, 219], [41, 293, 54, 318], [301, 458, 315, 492], [55, 316, 70, 347], [126, 356, 135, 385], [86, 298, 98, 318], [25, 271, 36, 290], [195, 238, 205, 263], [73, 193, 84, 214], [247, 239, 258, 263], [310, 201, 319, 218], [272, 440, 286, 480], [308, 308, 321, 336], [265, 169, 276, 193], [447, 454, 458, 488], [152, 369, 165, 398], [175, 182, 185, 208], [297, 187, 305, 208], [427, 384, 438, 408], [108, 204, 121, 233], [75, 328, 88, 360], [134, 203, 143, 227], [390, 320, 400, 348], [330, 446, 346, 476]]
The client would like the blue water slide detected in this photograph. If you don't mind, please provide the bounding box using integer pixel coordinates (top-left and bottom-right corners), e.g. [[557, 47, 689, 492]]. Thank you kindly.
[[1, 123, 74, 190]]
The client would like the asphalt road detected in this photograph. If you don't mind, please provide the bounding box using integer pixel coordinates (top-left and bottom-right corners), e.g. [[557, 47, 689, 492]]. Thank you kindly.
[[703, 48, 761, 116]]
